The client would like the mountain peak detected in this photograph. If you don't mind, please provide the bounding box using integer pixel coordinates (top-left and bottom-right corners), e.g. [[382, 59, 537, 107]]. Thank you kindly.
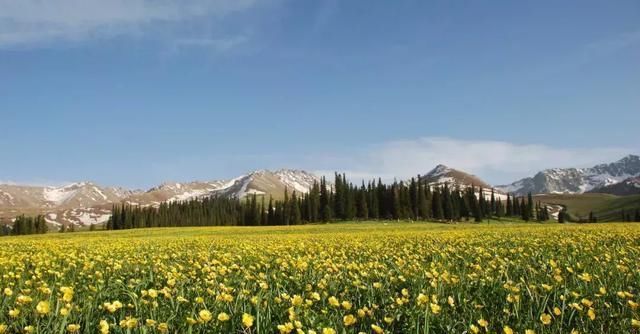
[[617, 154, 640, 163], [422, 164, 490, 189], [427, 164, 452, 177]]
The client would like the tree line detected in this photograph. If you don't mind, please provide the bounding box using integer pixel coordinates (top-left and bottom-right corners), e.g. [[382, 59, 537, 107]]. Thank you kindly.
[[107, 173, 552, 230], [620, 208, 640, 222], [1, 215, 48, 236]]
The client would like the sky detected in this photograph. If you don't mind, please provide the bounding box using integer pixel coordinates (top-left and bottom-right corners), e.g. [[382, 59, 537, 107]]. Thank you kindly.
[[1, 0, 639, 189]]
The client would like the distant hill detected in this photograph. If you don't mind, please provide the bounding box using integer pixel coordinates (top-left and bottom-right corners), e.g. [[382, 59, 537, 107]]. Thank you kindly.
[[420, 165, 492, 189], [497, 155, 640, 196], [534, 193, 640, 222]]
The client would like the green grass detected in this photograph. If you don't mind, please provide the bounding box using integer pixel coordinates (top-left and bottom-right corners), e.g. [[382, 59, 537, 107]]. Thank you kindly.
[[535, 193, 640, 221], [26, 217, 578, 239]]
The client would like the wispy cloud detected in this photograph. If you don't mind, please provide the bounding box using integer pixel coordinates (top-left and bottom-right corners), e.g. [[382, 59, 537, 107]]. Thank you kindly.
[[0, 0, 261, 48], [171, 35, 249, 52], [309, 137, 633, 185], [577, 29, 640, 67]]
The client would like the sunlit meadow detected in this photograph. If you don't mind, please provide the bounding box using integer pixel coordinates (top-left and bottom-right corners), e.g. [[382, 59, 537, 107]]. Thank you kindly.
[[1, 222, 639, 333]]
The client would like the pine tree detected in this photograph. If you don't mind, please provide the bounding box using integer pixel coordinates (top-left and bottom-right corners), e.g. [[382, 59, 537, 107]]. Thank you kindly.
[[319, 177, 331, 222], [520, 197, 529, 221], [496, 198, 504, 218], [267, 197, 274, 225], [369, 181, 379, 219], [417, 181, 427, 219], [477, 187, 486, 221], [490, 189, 496, 217], [260, 197, 267, 225], [558, 208, 566, 224], [432, 187, 444, 220], [290, 192, 302, 225], [458, 187, 469, 220], [442, 184, 453, 221], [357, 182, 369, 220], [409, 178, 418, 219]]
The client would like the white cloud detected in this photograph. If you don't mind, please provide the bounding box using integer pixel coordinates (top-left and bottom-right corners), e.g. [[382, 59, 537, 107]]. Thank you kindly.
[[310, 137, 633, 185], [0, 0, 260, 47]]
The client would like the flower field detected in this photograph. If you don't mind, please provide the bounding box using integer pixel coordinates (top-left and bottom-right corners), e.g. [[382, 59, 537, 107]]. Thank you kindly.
[[0, 222, 639, 333]]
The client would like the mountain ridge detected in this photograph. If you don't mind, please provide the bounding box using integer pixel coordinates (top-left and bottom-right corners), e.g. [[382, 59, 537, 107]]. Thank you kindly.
[[496, 155, 640, 196], [0, 169, 320, 226], [2, 155, 639, 226], [587, 176, 640, 196]]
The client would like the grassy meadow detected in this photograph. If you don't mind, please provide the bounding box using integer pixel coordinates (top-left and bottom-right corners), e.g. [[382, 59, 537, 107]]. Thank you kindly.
[[1, 221, 639, 333], [535, 193, 640, 221]]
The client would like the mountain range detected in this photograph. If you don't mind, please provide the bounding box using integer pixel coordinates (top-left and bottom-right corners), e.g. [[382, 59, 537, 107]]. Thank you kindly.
[[0, 170, 318, 226], [496, 155, 640, 196], [587, 176, 640, 196], [1, 155, 639, 226]]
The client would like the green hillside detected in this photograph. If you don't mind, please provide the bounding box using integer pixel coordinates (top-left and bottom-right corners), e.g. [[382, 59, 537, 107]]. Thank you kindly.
[[534, 193, 640, 222]]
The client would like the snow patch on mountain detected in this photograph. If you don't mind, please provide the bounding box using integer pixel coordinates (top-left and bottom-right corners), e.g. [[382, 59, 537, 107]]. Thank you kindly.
[[429, 164, 452, 177], [93, 186, 108, 200], [497, 155, 640, 195], [43, 183, 82, 204], [275, 169, 318, 194]]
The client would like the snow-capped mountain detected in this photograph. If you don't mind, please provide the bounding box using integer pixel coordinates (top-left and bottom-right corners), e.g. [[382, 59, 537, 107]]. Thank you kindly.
[[215, 169, 319, 199], [588, 176, 640, 196], [0, 182, 135, 210], [0, 182, 138, 226], [497, 155, 640, 196], [421, 164, 492, 189], [0, 169, 319, 227], [126, 169, 319, 205], [4, 155, 639, 227]]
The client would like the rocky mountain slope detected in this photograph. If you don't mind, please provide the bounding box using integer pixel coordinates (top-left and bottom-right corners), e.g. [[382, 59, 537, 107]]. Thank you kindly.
[[0, 182, 135, 225], [0, 169, 319, 227], [496, 155, 640, 196], [587, 176, 640, 196]]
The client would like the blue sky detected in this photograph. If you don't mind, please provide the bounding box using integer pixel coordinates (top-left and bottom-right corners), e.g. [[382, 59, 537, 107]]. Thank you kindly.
[[1, 0, 639, 188]]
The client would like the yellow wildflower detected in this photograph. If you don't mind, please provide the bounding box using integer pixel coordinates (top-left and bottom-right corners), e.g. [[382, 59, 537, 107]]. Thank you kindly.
[[540, 313, 552, 325], [217, 312, 230, 322], [198, 310, 212, 323], [242, 313, 255, 328]]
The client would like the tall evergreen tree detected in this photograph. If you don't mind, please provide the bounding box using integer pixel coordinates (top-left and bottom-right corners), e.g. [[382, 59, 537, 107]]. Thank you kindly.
[[477, 187, 486, 221], [357, 182, 369, 220], [490, 188, 496, 217], [432, 187, 444, 220], [520, 197, 529, 221], [558, 208, 566, 224]]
